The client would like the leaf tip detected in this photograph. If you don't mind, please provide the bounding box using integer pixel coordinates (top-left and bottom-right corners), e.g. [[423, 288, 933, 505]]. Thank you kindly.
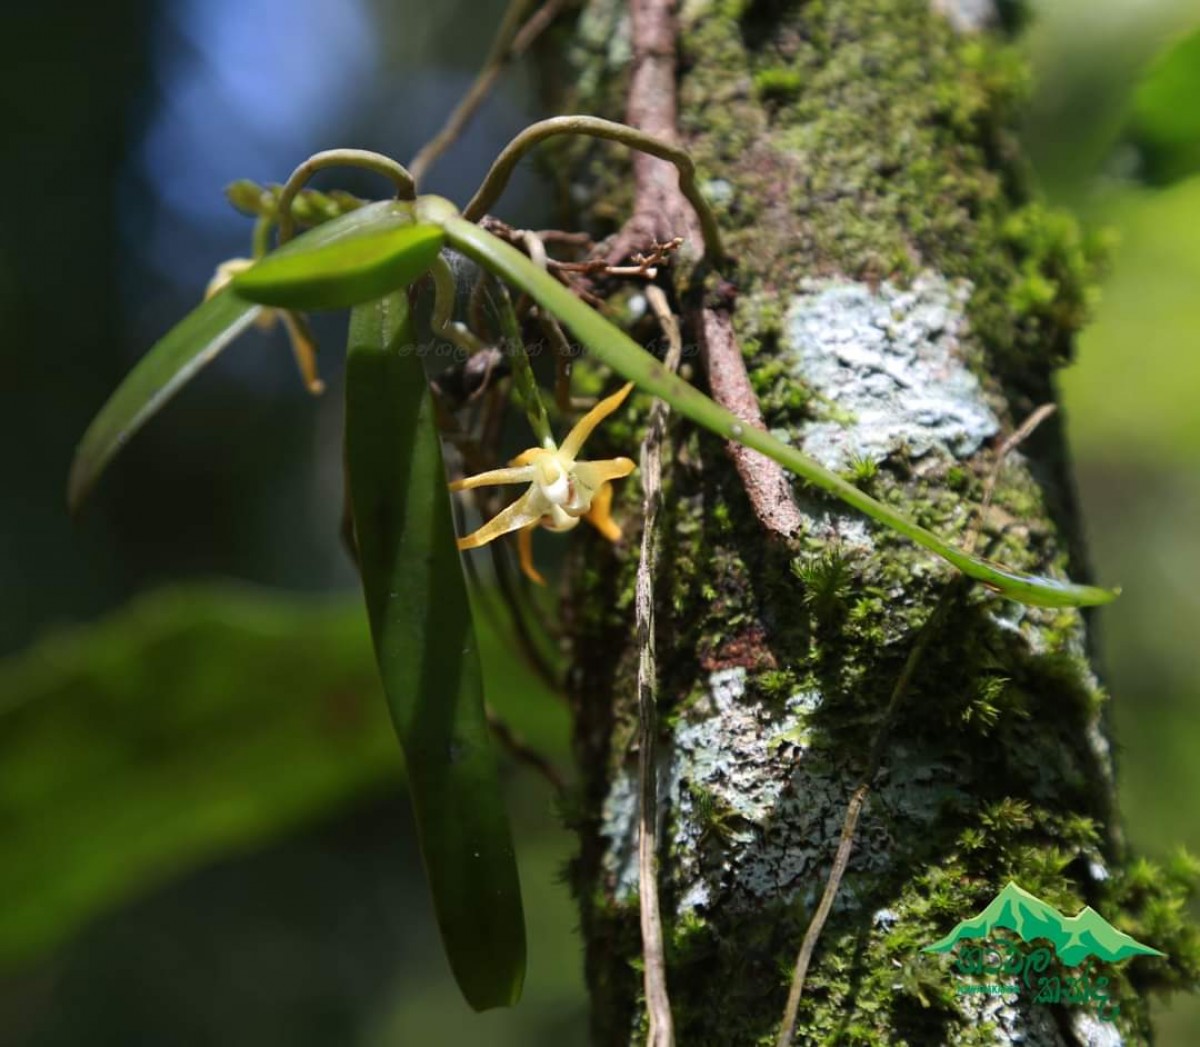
[[65, 456, 93, 518]]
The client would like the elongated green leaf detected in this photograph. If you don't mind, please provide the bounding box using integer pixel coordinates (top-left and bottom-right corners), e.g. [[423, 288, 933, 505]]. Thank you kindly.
[[345, 292, 525, 1010], [1128, 28, 1200, 186], [233, 215, 444, 310], [67, 288, 262, 512], [68, 202, 433, 513], [440, 212, 1118, 608]]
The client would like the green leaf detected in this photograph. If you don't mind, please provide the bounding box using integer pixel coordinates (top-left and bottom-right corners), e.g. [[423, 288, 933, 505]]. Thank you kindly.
[[344, 292, 526, 1010], [67, 203, 434, 513], [1128, 28, 1200, 186], [439, 212, 1118, 608], [67, 288, 262, 512], [232, 205, 444, 310]]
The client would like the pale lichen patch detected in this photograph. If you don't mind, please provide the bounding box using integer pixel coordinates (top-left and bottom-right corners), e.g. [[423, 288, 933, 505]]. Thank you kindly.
[[958, 994, 1069, 1046], [600, 665, 967, 924], [931, 0, 997, 34], [1071, 1010, 1125, 1047], [781, 273, 999, 473]]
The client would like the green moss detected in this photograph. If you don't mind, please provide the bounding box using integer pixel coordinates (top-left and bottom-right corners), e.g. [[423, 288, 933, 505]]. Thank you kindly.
[[844, 452, 879, 487], [755, 667, 800, 703], [945, 465, 968, 488], [686, 781, 739, 843], [792, 550, 853, 618], [754, 66, 804, 103]]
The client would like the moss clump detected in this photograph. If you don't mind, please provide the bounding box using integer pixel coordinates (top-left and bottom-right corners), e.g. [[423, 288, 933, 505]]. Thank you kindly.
[[754, 66, 805, 103], [792, 550, 854, 618]]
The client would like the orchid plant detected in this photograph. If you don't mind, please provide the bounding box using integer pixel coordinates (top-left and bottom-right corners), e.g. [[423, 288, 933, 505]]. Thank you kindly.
[[67, 115, 1118, 1012]]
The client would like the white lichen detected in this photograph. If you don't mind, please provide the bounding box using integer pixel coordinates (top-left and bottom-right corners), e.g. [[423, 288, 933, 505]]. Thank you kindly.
[[702, 177, 734, 206], [931, 0, 997, 34], [781, 273, 999, 474], [599, 667, 963, 918], [959, 993, 1074, 1045], [1071, 1010, 1125, 1047]]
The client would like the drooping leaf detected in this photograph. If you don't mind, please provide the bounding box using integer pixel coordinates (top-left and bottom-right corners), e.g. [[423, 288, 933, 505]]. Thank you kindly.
[[440, 213, 1118, 608], [232, 208, 444, 310], [68, 201, 437, 512], [344, 292, 526, 1010], [1127, 28, 1200, 186], [67, 289, 262, 512]]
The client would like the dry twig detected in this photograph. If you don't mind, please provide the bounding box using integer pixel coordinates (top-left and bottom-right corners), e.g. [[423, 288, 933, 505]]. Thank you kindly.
[[634, 284, 683, 1047], [968, 403, 1057, 554], [485, 704, 566, 792], [775, 602, 945, 1046], [409, 0, 571, 184]]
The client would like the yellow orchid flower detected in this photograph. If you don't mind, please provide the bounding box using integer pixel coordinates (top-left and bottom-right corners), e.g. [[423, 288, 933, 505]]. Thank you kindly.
[[206, 258, 325, 394], [450, 382, 637, 585]]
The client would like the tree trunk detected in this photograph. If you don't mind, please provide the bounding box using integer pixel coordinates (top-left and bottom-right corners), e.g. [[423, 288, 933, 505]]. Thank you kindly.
[[543, 0, 1197, 1044]]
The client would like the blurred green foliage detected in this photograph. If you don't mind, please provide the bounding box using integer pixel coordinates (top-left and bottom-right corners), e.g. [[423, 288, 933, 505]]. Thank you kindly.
[[1126, 28, 1200, 186], [1025, 2, 1200, 1041], [0, 586, 395, 965], [1062, 180, 1200, 464], [0, 585, 576, 1043]]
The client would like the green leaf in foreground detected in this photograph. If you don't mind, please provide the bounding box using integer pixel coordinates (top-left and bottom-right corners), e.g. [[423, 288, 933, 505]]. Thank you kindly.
[[67, 288, 262, 513], [345, 292, 525, 1011], [437, 208, 1117, 608], [1128, 28, 1200, 186], [68, 202, 433, 512], [233, 210, 444, 310]]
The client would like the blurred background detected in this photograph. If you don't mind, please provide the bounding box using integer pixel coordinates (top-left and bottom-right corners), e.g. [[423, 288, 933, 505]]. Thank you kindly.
[[1, 0, 1198, 1042]]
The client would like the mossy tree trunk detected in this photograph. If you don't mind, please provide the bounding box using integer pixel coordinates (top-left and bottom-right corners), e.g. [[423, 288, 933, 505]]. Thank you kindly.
[[541, 1, 1197, 1044]]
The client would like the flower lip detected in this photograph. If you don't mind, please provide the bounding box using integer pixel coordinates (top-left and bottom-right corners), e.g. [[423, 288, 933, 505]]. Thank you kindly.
[[537, 457, 572, 507], [449, 382, 637, 583]]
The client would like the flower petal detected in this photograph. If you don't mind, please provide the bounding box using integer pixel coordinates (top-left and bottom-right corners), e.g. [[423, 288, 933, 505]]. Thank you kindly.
[[449, 465, 537, 492], [517, 525, 546, 586], [559, 382, 634, 461], [456, 487, 546, 549], [573, 457, 636, 490], [280, 310, 324, 394], [509, 447, 556, 467], [582, 483, 622, 542]]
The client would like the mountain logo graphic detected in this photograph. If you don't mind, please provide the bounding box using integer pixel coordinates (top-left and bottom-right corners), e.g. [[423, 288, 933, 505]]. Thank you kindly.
[[922, 882, 1164, 966]]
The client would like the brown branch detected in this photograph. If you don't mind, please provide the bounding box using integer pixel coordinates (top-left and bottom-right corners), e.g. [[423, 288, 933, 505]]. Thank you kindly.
[[613, 0, 803, 541], [699, 309, 805, 538], [606, 0, 700, 264]]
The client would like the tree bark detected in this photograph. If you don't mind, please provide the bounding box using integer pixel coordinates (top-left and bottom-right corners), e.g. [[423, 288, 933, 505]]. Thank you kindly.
[[543, 0, 1196, 1044]]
